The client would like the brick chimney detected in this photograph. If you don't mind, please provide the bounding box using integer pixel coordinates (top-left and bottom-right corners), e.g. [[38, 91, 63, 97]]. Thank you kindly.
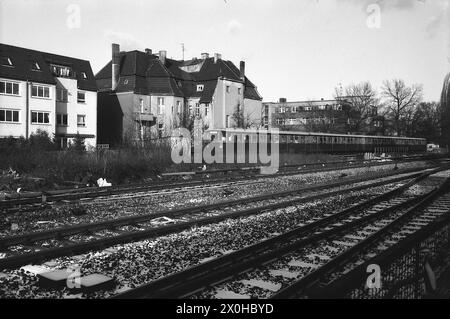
[[279, 98, 287, 103], [158, 50, 167, 65], [145, 48, 152, 55], [214, 53, 222, 64], [112, 43, 120, 91], [239, 61, 245, 81], [201, 53, 209, 59]]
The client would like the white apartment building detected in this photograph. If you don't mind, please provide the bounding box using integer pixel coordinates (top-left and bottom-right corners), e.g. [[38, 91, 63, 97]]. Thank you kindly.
[[0, 43, 97, 148]]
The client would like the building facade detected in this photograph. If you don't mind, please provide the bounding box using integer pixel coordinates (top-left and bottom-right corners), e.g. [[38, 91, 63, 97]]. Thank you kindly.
[[264, 98, 384, 135], [95, 44, 263, 146], [263, 98, 350, 133], [0, 43, 97, 148]]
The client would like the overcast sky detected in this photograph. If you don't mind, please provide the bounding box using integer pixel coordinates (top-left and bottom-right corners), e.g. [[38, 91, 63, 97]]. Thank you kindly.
[[0, 0, 448, 102]]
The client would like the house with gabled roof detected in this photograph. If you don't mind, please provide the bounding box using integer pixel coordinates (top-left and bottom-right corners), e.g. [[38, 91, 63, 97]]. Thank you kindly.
[[0, 43, 98, 148], [95, 44, 263, 146]]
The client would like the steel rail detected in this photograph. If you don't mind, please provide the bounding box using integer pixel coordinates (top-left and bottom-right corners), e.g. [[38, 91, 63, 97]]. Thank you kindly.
[[112, 168, 446, 299], [271, 178, 450, 299], [0, 167, 439, 270], [0, 167, 431, 249]]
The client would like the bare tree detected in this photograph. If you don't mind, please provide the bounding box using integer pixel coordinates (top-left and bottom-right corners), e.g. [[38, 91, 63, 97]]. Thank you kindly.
[[304, 101, 336, 133], [173, 107, 196, 132], [335, 82, 379, 133], [381, 79, 423, 136], [231, 103, 253, 129], [410, 102, 442, 142]]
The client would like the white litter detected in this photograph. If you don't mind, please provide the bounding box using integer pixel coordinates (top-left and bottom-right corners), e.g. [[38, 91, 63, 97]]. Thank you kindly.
[[97, 178, 112, 187]]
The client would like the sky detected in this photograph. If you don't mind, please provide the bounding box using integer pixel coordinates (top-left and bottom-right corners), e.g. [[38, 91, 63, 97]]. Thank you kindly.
[[0, 0, 448, 102]]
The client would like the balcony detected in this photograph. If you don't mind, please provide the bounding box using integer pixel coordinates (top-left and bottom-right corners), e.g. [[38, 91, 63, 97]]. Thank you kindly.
[[50, 65, 76, 78]]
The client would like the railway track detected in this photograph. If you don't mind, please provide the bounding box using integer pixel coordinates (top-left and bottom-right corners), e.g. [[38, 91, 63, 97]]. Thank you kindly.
[[111, 168, 450, 299], [271, 178, 450, 299], [1, 155, 443, 212], [0, 166, 438, 269]]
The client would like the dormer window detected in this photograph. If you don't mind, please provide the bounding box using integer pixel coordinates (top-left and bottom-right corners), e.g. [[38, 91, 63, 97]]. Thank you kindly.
[[81, 72, 87, 79], [1, 57, 13, 67], [197, 84, 204, 92], [50, 64, 73, 78], [31, 61, 41, 71]]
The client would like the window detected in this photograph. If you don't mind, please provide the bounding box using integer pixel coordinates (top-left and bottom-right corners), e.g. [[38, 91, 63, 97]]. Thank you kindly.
[[31, 85, 50, 98], [77, 91, 85, 103], [0, 109, 19, 123], [139, 99, 144, 113], [1, 57, 13, 66], [226, 115, 230, 128], [56, 113, 68, 126], [31, 111, 50, 124], [195, 103, 200, 117], [197, 84, 204, 92], [278, 107, 285, 113], [31, 61, 41, 71], [189, 104, 193, 114], [56, 88, 68, 102], [56, 137, 68, 149], [81, 72, 87, 79], [205, 104, 209, 116], [77, 115, 86, 127], [0, 81, 19, 95], [176, 101, 182, 114], [238, 88, 241, 95], [226, 86, 230, 93], [157, 97, 165, 114]]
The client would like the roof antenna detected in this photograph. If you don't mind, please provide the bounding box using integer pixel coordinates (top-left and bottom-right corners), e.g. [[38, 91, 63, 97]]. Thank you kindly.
[[180, 43, 185, 61]]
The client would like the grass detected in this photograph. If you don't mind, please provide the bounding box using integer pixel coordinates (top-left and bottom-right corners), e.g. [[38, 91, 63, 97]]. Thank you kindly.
[[0, 131, 354, 192], [0, 132, 173, 192]]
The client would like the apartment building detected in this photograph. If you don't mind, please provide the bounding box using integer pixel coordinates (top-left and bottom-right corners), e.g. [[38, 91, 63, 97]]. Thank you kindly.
[[264, 98, 384, 135], [0, 43, 97, 148], [95, 44, 263, 146]]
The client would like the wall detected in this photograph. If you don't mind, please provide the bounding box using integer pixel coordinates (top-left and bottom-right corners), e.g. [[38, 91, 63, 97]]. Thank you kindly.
[[211, 78, 245, 129], [55, 77, 97, 148], [0, 78, 28, 137], [244, 98, 263, 128], [28, 82, 56, 137], [0, 79, 56, 138]]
